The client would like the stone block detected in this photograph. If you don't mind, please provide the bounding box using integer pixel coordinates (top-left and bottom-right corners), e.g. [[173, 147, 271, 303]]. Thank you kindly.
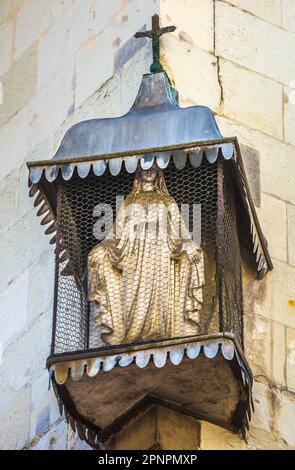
[[255, 193, 287, 262], [243, 268, 272, 321], [14, 0, 78, 62], [244, 314, 272, 379], [215, 116, 295, 205], [0, 43, 37, 128], [35, 406, 50, 436], [74, 25, 115, 109], [31, 420, 68, 450], [250, 381, 273, 433], [0, 386, 30, 449], [0, 208, 50, 293], [0, 160, 37, 231], [284, 85, 295, 147], [286, 328, 295, 392], [75, 0, 160, 108], [161, 35, 220, 111], [160, 0, 214, 52], [239, 144, 261, 207], [282, 0, 295, 33], [0, 306, 52, 406], [270, 260, 295, 330], [30, 56, 76, 152], [200, 420, 247, 450], [272, 321, 286, 387], [27, 248, 55, 324], [37, 0, 121, 89], [107, 407, 157, 450], [220, 59, 283, 138], [216, 2, 295, 85], [287, 204, 295, 266], [0, 269, 29, 346], [276, 390, 295, 448], [0, 104, 32, 182], [113, 33, 146, 74], [30, 370, 60, 441], [0, 18, 13, 77], [0, 0, 23, 25], [157, 406, 199, 450], [222, 0, 282, 25]]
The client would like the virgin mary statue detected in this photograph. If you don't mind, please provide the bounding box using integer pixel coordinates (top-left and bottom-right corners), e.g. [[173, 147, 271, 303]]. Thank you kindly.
[[88, 162, 205, 346]]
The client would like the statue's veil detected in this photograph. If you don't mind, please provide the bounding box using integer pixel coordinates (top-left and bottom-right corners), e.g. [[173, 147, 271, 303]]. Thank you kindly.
[[131, 162, 171, 197]]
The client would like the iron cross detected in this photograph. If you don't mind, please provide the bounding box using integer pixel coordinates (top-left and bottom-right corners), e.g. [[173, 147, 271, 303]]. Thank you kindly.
[[135, 14, 176, 74]]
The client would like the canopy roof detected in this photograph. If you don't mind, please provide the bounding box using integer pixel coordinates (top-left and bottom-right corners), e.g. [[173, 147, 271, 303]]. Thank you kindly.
[[27, 70, 272, 278]]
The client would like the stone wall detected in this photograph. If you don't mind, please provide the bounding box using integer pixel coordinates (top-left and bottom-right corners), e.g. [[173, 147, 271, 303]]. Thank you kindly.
[[0, 0, 294, 450]]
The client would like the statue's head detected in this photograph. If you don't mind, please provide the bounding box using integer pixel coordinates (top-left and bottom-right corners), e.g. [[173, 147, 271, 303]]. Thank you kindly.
[[132, 160, 170, 197], [140, 163, 158, 184]]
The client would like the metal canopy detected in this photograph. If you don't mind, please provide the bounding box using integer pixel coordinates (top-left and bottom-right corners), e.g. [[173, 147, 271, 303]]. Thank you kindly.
[[52, 71, 223, 162], [26, 70, 272, 278], [49, 334, 253, 447]]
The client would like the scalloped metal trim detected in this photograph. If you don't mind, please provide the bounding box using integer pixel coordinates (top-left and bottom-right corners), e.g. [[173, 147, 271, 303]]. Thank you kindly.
[[27, 140, 271, 278], [28, 144, 234, 183], [50, 337, 236, 385], [28, 182, 57, 243], [50, 335, 253, 446]]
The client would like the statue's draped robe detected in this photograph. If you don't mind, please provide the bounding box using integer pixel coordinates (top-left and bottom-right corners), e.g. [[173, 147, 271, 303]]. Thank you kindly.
[[88, 190, 205, 346]]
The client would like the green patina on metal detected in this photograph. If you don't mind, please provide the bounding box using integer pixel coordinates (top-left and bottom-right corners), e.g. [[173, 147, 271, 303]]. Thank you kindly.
[[134, 14, 176, 74]]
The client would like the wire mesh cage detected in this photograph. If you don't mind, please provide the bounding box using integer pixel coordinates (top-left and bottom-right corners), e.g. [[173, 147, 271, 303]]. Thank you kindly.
[[51, 156, 243, 356]]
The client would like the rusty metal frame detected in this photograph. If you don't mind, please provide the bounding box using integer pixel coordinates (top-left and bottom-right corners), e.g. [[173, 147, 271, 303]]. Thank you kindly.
[[50, 334, 253, 445]]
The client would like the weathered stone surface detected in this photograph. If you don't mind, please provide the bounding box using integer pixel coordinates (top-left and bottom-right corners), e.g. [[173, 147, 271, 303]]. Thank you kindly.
[[0, 269, 28, 345], [220, 59, 283, 138], [75, 1, 159, 109], [216, 116, 295, 205], [0, 386, 30, 450], [160, 0, 214, 52], [216, 2, 295, 85], [223, 0, 282, 25], [0, 0, 23, 25], [239, 144, 261, 207], [27, 248, 54, 324], [0, 44, 37, 128], [284, 85, 295, 147], [286, 328, 295, 392], [287, 204, 295, 266], [0, 54, 73, 181], [37, 0, 121, 89], [244, 314, 272, 379], [15, 0, 78, 62], [0, 105, 32, 182], [157, 406, 199, 450], [276, 390, 295, 448], [106, 407, 157, 450], [282, 0, 295, 33], [272, 321, 286, 387], [114, 34, 146, 74], [30, 420, 68, 450], [0, 18, 13, 77], [200, 421, 247, 450], [251, 381, 273, 433], [0, 209, 50, 293], [162, 35, 220, 111], [243, 268, 272, 321], [30, 371, 60, 441], [256, 193, 287, 262], [270, 260, 295, 330], [0, 307, 51, 407]]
